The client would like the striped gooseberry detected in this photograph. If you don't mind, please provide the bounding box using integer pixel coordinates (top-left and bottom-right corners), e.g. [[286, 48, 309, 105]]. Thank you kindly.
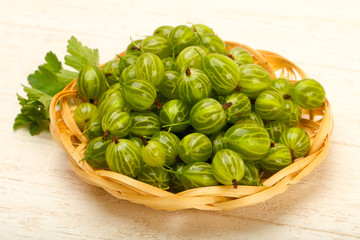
[[174, 46, 206, 72], [101, 109, 131, 139], [265, 120, 289, 143], [74, 103, 99, 131], [76, 65, 107, 100], [268, 78, 294, 99], [83, 136, 111, 169], [129, 111, 161, 137], [168, 25, 197, 55], [177, 68, 212, 105], [277, 100, 302, 127], [105, 138, 143, 178], [222, 121, 271, 162], [151, 131, 180, 166], [157, 70, 179, 99], [238, 161, 260, 186], [140, 138, 167, 167], [223, 91, 251, 124], [178, 162, 218, 190], [135, 53, 164, 86], [279, 127, 310, 159], [260, 143, 292, 173], [198, 33, 226, 54], [153, 25, 173, 39], [140, 35, 172, 58], [178, 133, 212, 164], [137, 164, 170, 190], [238, 64, 272, 99], [254, 90, 285, 120], [226, 47, 253, 66], [292, 78, 326, 110], [202, 53, 240, 95], [122, 79, 157, 111], [212, 149, 246, 188], [159, 99, 191, 132]]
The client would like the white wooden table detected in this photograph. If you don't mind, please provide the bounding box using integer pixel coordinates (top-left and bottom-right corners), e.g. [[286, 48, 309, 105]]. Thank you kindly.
[[1, 0, 359, 239]]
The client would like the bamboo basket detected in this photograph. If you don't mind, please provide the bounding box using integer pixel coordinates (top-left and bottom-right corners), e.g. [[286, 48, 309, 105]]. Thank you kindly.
[[49, 41, 333, 211]]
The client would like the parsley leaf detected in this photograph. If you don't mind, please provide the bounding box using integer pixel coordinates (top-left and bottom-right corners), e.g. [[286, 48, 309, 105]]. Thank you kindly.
[[65, 36, 99, 71], [28, 51, 76, 96]]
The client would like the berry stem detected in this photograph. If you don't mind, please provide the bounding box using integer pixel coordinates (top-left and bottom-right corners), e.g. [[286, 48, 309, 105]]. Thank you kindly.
[[232, 179, 238, 189], [154, 98, 163, 109], [222, 102, 233, 110], [102, 131, 110, 141], [140, 135, 148, 146]]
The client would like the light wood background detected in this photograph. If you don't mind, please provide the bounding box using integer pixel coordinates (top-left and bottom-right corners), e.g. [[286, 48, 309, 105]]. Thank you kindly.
[[1, 0, 360, 239]]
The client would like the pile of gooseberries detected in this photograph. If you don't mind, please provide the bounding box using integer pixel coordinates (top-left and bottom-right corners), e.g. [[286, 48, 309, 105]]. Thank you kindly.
[[76, 24, 326, 191]]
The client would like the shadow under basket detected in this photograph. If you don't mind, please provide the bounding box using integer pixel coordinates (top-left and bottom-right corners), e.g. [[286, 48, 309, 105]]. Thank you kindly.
[[49, 41, 333, 211]]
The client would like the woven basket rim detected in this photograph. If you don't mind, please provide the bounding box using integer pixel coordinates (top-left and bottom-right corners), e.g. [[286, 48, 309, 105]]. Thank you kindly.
[[49, 41, 333, 211]]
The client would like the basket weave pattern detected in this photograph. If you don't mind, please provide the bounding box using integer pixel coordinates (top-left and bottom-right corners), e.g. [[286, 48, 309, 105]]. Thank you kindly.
[[49, 41, 333, 211]]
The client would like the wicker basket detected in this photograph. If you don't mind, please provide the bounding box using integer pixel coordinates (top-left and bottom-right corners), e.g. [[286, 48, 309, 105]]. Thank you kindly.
[[49, 41, 333, 211]]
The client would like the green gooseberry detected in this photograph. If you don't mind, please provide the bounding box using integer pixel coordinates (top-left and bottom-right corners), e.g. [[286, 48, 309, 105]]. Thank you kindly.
[[129, 111, 161, 137], [140, 35, 172, 58], [83, 118, 103, 141], [177, 68, 212, 105], [239, 64, 272, 99], [102, 59, 121, 86], [212, 149, 246, 188], [260, 143, 292, 173], [157, 70, 179, 99], [125, 39, 143, 57], [292, 78, 326, 110], [122, 79, 157, 111], [223, 91, 251, 124], [98, 88, 131, 118], [153, 25, 173, 39], [198, 33, 226, 54], [179, 162, 218, 190], [169, 161, 186, 192], [141, 139, 167, 167], [174, 46, 206, 72], [277, 100, 302, 127], [130, 137, 143, 150], [222, 121, 271, 162], [101, 109, 131, 139], [137, 164, 170, 190], [178, 133, 212, 164], [265, 120, 289, 143], [83, 136, 111, 169], [168, 25, 197, 55], [254, 90, 285, 120], [279, 127, 310, 159], [238, 161, 260, 186], [210, 131, 225, 157], [242, 111, 265, 127], [119, 64, 136, 83], [202, 53, 240, 95], [105, 138, 143, 178], [77, 65, 107, 100], [159, 99, 191, 132], [192, 24, 215, 35], [119, 55, 138, 72], [227, 47, 254, 66], [74, 103, 99, 131], [135, 53, 165, 86], [269, 78, 294, 98], [162, 57, 175, 70], [189, 98, 227, 135], [151, 131, 180, 166]]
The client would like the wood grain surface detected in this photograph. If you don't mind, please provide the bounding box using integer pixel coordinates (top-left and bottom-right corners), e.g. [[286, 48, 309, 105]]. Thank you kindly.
[[1, 0, 359, 239]]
